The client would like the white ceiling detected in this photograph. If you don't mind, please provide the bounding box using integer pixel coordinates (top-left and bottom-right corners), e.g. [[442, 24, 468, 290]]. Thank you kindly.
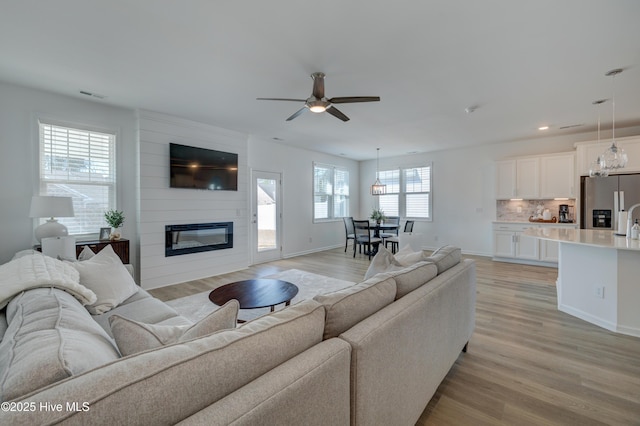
[[1, 0, 640, 160]]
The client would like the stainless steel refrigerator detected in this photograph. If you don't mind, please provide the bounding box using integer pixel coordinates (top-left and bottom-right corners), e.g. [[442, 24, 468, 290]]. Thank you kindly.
[[581, 174, 640, 231]]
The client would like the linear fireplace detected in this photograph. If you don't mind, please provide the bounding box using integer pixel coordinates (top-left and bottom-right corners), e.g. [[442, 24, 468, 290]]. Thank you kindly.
[[165, 222, 233, 257]]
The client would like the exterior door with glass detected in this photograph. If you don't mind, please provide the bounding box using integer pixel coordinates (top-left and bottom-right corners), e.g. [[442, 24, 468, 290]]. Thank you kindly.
[[251, 170, 282, 264]]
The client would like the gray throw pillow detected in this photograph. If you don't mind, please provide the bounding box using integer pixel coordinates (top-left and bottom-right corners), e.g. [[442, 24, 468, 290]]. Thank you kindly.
[[109, 299, 239, 356]]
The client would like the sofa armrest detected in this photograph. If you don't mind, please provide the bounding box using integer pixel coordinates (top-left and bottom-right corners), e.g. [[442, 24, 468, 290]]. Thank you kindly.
[[339, 259, 476, 426]]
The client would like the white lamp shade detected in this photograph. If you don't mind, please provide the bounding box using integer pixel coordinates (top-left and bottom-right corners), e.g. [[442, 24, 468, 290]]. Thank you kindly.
[[29, 196, 74, 218], [30, 196, 75, 242]]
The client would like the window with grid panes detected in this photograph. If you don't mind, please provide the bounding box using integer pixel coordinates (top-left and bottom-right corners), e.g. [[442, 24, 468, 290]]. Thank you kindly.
[[377, 165, 431, 220], [313, 163, 350, 221], [38, 121, 116, 236]]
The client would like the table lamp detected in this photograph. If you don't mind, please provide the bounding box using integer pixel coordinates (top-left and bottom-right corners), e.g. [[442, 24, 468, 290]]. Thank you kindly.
[[29, 196, 75, 242]]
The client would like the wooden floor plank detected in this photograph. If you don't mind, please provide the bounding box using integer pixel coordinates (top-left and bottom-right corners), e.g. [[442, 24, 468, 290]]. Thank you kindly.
[[149, 248, 640, 424]]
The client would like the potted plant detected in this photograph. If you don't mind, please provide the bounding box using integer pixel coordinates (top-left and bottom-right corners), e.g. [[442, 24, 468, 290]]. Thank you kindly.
[[104, 209, 125, 241], [370, 208, 386, 224]]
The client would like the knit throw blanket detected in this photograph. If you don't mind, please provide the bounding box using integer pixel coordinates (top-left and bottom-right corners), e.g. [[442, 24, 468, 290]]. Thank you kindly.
[[0, 254, 96, 309]]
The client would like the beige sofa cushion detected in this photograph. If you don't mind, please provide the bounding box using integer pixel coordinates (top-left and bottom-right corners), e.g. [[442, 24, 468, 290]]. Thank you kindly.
[[110, 300, 239, 356], [387, 261, 438, 299], [314, 274, 396, 339], [427, 245, 462, 274], [70, 245, 138, 314], [0, 288, 120, 401]]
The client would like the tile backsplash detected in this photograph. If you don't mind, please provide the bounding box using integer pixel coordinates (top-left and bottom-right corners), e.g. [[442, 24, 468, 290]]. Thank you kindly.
[[496, 199, 576, 222]]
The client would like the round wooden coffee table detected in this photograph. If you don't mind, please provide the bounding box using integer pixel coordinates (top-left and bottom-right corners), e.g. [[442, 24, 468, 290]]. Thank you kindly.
[[208, 279, 299, 315]]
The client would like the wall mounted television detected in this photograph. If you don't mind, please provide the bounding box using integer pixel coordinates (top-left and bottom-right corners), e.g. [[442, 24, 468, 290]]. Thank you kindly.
[[169, 143, 238, 191]]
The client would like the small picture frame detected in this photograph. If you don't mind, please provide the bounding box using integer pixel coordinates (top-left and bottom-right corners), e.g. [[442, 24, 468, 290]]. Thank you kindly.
[[99, 227, 111, 240]]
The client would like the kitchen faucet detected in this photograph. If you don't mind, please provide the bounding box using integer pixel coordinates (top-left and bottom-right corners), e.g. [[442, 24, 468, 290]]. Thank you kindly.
[[626, 203, 640, 238]]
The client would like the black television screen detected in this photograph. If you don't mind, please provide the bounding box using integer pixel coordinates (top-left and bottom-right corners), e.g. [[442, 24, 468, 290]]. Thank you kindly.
[[170, 143, 238, 191]]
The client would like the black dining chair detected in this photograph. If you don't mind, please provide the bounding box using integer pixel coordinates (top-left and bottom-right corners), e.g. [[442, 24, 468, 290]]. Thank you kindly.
[[379, 216, 400, 240], [353, 220, 382, 260], [384, 220, 414, 254], [343, 217, 356, 252]]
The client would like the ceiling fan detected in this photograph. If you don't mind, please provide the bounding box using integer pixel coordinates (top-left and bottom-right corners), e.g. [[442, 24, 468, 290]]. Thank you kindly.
[[257, 72, 380, 122]]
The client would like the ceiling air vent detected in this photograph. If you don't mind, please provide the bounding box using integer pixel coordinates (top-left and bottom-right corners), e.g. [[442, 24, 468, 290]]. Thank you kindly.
[[79, 90, 107, 100]]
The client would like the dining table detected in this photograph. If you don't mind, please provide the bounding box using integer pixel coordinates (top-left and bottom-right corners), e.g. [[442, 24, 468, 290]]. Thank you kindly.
[[358, 221, 399, 256]]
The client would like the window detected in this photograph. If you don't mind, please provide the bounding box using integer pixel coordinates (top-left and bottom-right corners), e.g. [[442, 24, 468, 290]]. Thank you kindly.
[[378, 165, 432, 220], [38, 121, 116, 236], [313, 163, 350, 221]]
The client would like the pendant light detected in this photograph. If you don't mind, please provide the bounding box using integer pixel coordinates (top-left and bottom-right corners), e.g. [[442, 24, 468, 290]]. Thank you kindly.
[[600, 68, 628, 171], [370, 148, 386, 195], [588, 99, 609, 177]]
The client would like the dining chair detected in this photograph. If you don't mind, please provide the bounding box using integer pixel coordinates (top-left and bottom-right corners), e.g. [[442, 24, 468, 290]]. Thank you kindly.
[[384, 220, 414, 254], [379, 216, 400, 240], [353, 220, 382, 260], [343, 217, 356, 252]]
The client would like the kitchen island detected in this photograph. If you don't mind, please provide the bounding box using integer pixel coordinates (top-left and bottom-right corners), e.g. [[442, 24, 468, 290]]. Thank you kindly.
[[523, 227, 640, 337]]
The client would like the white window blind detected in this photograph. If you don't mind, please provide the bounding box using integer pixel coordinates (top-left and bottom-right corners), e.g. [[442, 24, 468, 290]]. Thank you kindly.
[[39, 122, 116, 235], [377, 164, 432, 220], [313, 163, 350, 221]]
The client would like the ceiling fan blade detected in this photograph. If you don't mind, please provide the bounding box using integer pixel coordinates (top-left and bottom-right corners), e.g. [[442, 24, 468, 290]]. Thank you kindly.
[[256, 97, 306, 102], [326, 106, 350, 122], [329, 96, 380, 104], [311, 72, 325, 99], [286, 107, 308, 121]]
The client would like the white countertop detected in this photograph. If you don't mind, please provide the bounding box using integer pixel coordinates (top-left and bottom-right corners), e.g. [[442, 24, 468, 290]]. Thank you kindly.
[[523, 228, 640, 251], [493, 221, 578, 227]]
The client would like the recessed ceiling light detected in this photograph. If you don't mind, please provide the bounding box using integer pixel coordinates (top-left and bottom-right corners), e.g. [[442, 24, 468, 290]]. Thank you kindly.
[[538, 126, 549, 131]]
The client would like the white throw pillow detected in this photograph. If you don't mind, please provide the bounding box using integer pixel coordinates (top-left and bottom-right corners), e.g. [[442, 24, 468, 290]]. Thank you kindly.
[[364, 245, 404, 280], [393, 245, 428, 266], [77, 245, 96, 261], [109, 300, 239, 356], [71, 245, 139, 314]]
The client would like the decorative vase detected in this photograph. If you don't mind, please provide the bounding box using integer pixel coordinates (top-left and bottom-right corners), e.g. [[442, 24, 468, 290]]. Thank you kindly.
[[110, 227, 122, 241]]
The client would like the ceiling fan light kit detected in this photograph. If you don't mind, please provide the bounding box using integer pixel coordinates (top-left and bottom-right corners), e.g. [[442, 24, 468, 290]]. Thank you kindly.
[[257, 72, 380, 122]]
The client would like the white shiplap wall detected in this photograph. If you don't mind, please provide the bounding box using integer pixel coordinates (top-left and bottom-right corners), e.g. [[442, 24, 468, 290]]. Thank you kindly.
[[138, 110, 249, 289]]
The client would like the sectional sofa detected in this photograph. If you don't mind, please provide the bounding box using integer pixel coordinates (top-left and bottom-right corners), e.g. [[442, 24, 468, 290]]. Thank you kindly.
[[0, 245, 476, 425]]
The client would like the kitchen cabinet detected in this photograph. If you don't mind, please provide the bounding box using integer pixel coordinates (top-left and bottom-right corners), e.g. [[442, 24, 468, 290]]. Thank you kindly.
[[493, 224, 538, 260], [496, 152, 575, 200], [540, 153, 575, 198], [495, 160, 517, 199], [495, 158, 539, 199], [575, 136, 640, 176], [493, 223, 578, 265]]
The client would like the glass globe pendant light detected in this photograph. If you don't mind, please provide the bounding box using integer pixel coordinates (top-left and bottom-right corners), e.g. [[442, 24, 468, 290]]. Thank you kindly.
[[600, 68, 628, 171], [588, 99, 608, 177]]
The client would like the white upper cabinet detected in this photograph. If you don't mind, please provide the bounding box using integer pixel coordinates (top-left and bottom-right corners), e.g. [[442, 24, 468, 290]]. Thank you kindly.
[[495, 152, 575, 200], [540, 153, 575, 198], [575, 136, 640, 176], [516, 157, 540, 199], [495, 160, 517, 199]]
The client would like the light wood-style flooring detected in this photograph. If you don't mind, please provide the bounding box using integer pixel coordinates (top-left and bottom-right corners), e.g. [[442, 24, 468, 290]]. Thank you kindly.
[[149, 248, 640, 425]]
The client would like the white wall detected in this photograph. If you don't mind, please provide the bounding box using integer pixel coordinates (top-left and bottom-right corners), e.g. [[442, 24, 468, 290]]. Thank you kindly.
[[0, 82, 137, 265], [248, 137, 359, 257], [138, 111, 249, 289], [360, 129, 640, 256]]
